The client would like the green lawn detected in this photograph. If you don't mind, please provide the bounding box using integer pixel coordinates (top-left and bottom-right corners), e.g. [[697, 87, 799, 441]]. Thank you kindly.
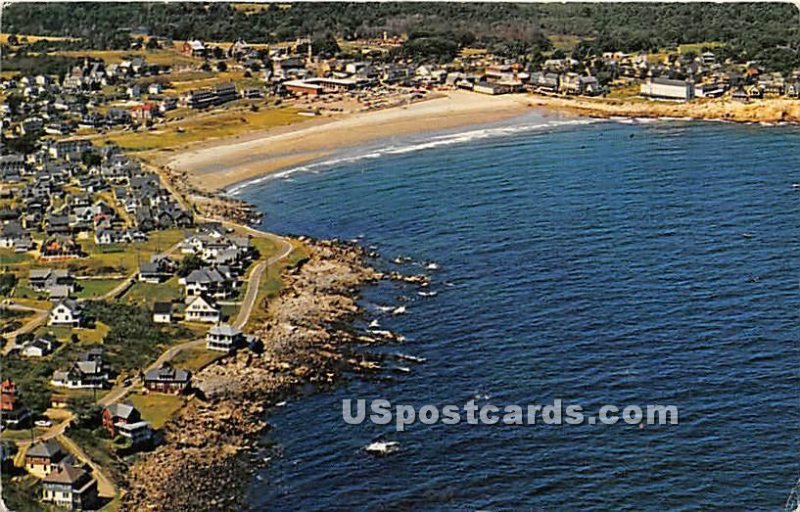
[[75, 279, 123, 299], [171, 346, 222, 372], [0, 249, 34, 266], [41, 321, 110, 344], [1, 229, 185, 278], [245, 242, 308, 330], [78, 229, 186, 275], [122, 277, 183, 308], [128, 392, 185, 429]]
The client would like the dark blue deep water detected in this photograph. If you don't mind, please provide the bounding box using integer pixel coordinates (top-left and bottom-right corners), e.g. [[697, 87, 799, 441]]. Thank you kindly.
[[238, 114, 800, 511]]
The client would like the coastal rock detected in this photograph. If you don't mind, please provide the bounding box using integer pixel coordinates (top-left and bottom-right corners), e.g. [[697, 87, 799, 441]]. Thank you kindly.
[[120, 237, 399, 511]]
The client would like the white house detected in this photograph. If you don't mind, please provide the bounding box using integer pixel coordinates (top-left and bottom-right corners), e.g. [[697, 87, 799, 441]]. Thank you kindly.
[[116, 421, 153, 445], [48, 298, 83, 327], [184, 295, 220, 323], [152, 302, 173, 324], [22, 336, 57, 358], [206, 323, 244, 352]]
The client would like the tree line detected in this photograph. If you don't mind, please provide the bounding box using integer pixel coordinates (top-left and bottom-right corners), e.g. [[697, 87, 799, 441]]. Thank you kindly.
[[4, 3, 800, 70]]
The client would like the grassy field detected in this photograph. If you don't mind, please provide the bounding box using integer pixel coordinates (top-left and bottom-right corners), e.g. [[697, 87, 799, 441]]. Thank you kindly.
[[122, 277, 183, 308], [168, 69, 261, 94], [606, 82, 643, 99], [0, 32, 77, 43], [2, 229, 184, 278], [170, 345, 222, 372], [101, 104, 302, 153], [128, 392, 185, 429], [74, 228, 185, 275], [245, 241, 308, 330], [549, 34, 584, 51], [40, 320, 110, 344], [75, 279, 124, 299], [0, 249, 34, 266], [53, 48, 196, 67], [677, 41, 725, 54]]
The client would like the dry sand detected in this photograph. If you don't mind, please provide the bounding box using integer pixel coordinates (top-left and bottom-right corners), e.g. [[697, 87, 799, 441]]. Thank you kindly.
[[164, 90, 542, 191], [165, 90, 800, 192]]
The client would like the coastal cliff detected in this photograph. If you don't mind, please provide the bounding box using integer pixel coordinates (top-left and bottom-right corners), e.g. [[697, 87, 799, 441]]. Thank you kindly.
[[120, 239, 386, 511], [532, 95, 800, 124]]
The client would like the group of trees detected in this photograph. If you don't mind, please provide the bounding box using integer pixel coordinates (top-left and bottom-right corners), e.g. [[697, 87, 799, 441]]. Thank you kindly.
[[4, 3, 800, 69]]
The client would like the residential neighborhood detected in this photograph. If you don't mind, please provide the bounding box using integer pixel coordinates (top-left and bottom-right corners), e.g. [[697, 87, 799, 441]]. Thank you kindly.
[[2, 1, 800, 510]]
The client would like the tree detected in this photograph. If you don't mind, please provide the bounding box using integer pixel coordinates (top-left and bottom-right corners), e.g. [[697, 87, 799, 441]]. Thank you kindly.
[[0, 273, 18, 296], [177, 254, 203, 277], [216, 61, 228, 72], [146, 37, 160, 50], [70, 395, 102, 429]]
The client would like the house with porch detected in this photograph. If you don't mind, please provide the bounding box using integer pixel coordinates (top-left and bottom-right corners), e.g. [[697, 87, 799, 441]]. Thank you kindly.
[[42, 463, 98, 510], [206, 323, 245, 353], [184, 294, 221, 323], [143, 365, 191, 394]]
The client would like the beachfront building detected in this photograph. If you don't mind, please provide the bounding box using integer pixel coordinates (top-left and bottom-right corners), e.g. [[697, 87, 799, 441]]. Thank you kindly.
[[640, 77, 695, 101], [206, 323, 245, 353], [102, 402, 142, 437]]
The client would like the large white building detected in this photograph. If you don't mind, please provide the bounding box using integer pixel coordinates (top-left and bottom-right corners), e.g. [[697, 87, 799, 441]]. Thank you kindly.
[[640, 77, 695, 101]]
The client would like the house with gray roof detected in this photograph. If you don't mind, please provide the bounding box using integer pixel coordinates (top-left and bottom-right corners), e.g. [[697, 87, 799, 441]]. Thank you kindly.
[[206, 323, 244, 353], [143, 365, 191, 394], [42, 463, 98, 510]]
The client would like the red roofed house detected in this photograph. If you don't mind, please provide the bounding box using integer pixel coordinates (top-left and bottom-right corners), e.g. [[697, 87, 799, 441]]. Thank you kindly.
[[131, 103, 157, 123]]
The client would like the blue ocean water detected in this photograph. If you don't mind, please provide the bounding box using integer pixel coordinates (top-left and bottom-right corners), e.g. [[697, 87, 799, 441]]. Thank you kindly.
[[238, 113, 800, 511]]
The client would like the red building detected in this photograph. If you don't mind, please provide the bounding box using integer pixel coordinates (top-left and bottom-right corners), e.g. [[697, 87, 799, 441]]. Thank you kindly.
[[130, 103, 157, 123], [1, 379, 17, 412], [102, 403, 142, 437]]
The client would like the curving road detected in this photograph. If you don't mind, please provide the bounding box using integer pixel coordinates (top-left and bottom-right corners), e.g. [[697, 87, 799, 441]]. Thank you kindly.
[[8, 214, 296, 503], [2, 304, 49, 355]]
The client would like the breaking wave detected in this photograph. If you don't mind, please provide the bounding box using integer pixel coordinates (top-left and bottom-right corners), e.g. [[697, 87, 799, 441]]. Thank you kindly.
[[225, 117, 605, 196]]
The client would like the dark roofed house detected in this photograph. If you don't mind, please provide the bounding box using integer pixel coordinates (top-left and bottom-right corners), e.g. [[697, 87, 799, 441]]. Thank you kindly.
[[144, 365, 191, 394], [42, 463, 98, 510], [102, 402, 141, 437], [152, 301, 173, 324], [25, 439, 68, 478]]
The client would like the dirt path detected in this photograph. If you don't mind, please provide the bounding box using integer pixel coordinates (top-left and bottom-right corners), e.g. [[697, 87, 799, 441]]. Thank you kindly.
[[2, 304, 49, 355]]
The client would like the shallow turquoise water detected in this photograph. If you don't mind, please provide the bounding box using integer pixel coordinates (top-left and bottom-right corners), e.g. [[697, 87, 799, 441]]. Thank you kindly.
[[238, 114, 800, 511]]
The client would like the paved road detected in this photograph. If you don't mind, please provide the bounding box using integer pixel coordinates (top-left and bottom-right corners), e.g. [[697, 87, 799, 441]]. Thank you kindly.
[[9, 217, 295, 502], [233, 261, 266, 329]]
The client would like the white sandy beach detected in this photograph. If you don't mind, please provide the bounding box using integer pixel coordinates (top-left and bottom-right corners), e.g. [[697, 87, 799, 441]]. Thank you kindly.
[[164, 90, 547, 191]]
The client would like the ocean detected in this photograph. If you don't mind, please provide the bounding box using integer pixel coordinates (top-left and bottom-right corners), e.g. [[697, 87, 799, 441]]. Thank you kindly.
[[235, 112, 800, 511]]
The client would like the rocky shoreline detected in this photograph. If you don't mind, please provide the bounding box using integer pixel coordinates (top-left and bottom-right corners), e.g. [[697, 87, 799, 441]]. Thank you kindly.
[[119, 238, 408, 511], [531, 95, 800, 124]]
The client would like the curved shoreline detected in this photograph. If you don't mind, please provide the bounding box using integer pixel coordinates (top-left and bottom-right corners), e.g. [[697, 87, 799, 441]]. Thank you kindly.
[[163, 91, 548, 192], [163, 91, 800, 194]]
